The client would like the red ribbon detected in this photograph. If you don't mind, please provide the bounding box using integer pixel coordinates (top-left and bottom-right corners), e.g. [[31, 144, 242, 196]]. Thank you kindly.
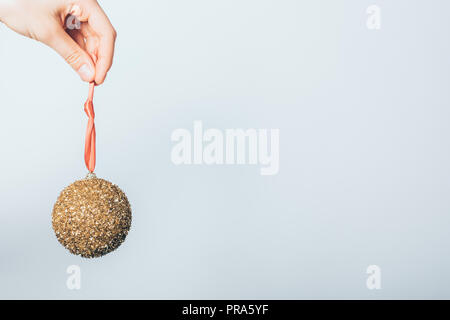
[[84, 82, 96, 173]]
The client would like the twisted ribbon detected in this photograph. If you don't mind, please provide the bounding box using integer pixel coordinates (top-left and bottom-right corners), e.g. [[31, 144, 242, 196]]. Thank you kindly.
[[84, 82, 96, 173]]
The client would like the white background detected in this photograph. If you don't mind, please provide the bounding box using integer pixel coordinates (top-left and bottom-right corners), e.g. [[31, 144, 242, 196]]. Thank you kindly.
[[1, 0, 450, 299]]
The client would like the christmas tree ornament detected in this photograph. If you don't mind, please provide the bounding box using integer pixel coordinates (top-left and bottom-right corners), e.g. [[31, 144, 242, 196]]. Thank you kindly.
[[52, 82, 132, 258]]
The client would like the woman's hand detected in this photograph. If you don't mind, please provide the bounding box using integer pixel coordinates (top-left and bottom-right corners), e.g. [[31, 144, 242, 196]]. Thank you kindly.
[[0, 0, 116, 84]]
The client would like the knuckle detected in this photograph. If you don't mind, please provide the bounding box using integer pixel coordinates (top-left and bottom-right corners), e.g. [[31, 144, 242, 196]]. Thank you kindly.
[[64, 51, 82, 67]]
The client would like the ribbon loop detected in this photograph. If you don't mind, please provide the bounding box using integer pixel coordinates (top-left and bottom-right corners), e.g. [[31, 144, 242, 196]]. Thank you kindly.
[[84, 82, 96, 173]]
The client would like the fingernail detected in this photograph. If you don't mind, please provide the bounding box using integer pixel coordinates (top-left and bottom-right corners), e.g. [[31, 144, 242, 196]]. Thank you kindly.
[[78, 64, 94, 82]]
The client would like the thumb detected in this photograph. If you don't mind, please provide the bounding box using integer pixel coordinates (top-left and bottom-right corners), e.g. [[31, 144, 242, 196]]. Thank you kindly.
[[45, 28, 95, 82]]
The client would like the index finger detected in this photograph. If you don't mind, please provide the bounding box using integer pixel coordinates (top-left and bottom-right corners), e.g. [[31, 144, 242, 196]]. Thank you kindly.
[[82, 0, 117, 84]]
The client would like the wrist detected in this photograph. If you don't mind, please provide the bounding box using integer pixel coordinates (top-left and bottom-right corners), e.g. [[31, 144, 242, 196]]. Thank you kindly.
[[0, 1, 7, 23], [0, 0, 13, 22]]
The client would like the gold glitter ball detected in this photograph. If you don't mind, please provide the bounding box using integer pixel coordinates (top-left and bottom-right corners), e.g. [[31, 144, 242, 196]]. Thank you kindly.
[[52, 175, 132, 258]]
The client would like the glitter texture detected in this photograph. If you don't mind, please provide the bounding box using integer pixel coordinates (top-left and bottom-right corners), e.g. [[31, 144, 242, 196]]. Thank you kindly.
[[52, 176, 132, 258]]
